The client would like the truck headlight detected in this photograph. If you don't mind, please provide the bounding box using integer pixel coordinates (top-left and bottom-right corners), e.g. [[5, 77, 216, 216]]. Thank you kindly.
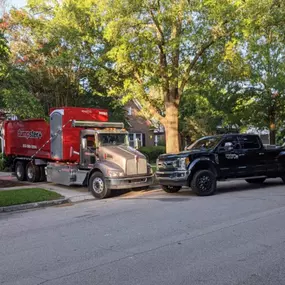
[[108, 170, 124, 177], [174, 157, 190, 170]]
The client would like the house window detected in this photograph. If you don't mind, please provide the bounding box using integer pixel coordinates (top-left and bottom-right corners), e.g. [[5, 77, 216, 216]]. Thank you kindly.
[[128, 133, 144, 147], [128, 107, 132, 115], [155, 135, 158, 146]]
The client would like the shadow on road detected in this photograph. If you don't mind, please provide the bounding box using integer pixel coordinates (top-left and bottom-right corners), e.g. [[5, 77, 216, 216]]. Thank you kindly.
[[124, 179, 284, 202], [216, 179, 284, 195]]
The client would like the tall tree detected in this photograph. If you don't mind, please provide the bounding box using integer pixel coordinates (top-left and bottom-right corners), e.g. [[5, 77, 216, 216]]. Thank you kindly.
[[216, 0, 285, 144], [95, 0, 271, 153], [2, 3, 125, 120]]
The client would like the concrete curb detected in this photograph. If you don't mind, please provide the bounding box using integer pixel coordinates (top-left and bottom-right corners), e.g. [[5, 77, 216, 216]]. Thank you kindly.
[[0, 198, 70, 213]]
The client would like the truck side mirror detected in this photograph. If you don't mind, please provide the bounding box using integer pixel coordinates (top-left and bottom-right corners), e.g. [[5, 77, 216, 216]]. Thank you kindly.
[[134, 138, 139, 149], [224, 142, 233, 151], [124, 135, 130, 146], [81, 138, 87, 149]]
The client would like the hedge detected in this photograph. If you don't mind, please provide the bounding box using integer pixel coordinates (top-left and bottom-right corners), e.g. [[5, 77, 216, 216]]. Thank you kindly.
[[139, 146, 166, 163], [0, 153, 13, 171]]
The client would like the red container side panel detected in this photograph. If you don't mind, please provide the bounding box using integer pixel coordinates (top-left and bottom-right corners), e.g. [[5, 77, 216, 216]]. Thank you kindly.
[[4, 120, 51, 159], [50, 107, 109, 162], [49, 107, 108, 124], [4, 107, 109, 162]]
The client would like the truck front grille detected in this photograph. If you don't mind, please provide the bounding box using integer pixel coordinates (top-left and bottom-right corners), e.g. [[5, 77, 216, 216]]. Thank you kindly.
[[126, 158, 147, 175], [157, 160, 176, 171]]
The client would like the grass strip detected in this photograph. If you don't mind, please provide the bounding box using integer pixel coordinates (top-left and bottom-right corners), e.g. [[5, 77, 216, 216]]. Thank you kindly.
[[0, 188, 62, 207]]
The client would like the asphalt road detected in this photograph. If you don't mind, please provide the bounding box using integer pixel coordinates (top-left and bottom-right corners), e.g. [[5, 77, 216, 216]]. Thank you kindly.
[[1, 180, 285, 285]]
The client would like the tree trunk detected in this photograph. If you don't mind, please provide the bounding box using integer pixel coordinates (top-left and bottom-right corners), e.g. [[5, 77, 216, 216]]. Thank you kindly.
[[269, 104, 276, 145], [164, 102, 180, 153], [269, 129, 276, 145], [269, 124, 276, 145]]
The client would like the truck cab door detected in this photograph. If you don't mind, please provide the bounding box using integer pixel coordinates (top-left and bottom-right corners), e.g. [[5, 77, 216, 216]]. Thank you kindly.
[[237, 135, 266, 176], [80, 136, 96, 168], [216, 137, 241, 178]]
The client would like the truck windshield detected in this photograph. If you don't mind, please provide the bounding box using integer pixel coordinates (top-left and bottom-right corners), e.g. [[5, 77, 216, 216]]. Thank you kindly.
[[98, 133, 129, 146], [187, 137, 221, 151]]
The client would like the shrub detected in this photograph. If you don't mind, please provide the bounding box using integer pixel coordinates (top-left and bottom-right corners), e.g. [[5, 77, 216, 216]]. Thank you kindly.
[[139, 146, 166, 163], [0, 153, 13, 171]]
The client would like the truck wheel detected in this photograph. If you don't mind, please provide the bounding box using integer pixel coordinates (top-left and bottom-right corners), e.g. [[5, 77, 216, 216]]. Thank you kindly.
[[245, 178, 266, 184], [26, 162, 40, 183], [89, 172, 111, 199], [282, 177, 285, 184], [39, 166, 46, 182], [191, 170, 216, 196], [15, 161, 26, 181], [161, 185, 181, 193]]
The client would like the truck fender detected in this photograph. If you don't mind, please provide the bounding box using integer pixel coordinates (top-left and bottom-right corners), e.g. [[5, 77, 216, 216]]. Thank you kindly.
[[86, 164, 108, 186], [277, 151, 285, 163], [277, 151, 285, 157], [86, 161, 124, 186], [188, 158, 218, 182]]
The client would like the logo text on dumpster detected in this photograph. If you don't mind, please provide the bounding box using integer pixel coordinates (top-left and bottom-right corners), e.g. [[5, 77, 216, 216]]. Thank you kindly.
[[17, 129, 43, 139]]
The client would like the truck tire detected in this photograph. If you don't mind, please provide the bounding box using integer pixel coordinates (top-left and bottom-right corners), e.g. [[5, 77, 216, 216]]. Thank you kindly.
[[245, 178, 266, 184], [89, 172, 111, 199], [161, 185, 181, 193], [39, 166, 46, 182], [15, 161, 26, 181], [282, 177, 285, 184], [26, 162, 40, 183], [191, 170, 216, 196]]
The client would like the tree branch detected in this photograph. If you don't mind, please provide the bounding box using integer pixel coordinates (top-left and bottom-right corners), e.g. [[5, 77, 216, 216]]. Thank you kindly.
[[148, 6, 169, 97], [133, 71, 165, 123], [180, 38, 215, 93]]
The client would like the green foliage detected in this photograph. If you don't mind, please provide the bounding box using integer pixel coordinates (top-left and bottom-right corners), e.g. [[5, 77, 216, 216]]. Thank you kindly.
[[0, 33, 9, 80], [0, 16, 9, 82], [2, 0, 285, 147], [0, 153, 13, 171], [139, 146, 166, 163], [2, 4, 125, 120]]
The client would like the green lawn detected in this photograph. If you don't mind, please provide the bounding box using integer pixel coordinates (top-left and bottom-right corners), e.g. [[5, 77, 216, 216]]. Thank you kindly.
[[0, 188, 62, 207]]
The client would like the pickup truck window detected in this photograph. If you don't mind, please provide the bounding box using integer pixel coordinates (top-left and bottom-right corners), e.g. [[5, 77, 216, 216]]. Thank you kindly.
[[218, 138, 240, 151], [238, 136, 261, 150], [187, 137, 221, 151]]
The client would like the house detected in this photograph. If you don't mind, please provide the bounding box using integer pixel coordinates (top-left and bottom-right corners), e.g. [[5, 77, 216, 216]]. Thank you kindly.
[[125, 100, 165, 147]]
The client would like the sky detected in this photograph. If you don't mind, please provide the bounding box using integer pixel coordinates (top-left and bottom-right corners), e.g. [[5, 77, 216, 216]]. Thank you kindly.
[[7, 0, 26, 8]]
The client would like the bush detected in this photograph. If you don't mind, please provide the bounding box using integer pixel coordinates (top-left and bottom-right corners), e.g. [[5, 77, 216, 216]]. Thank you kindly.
[[139, 146, 166, 163], [0, 153, 13, 171]]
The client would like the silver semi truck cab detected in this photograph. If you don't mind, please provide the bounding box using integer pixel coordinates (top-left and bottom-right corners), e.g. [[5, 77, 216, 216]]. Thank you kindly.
[[46, 120, 154, 199]]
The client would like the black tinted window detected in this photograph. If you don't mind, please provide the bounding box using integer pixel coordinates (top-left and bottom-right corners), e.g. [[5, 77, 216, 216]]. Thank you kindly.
[[239, 136, 260, 149], [187, 137, 221, 150], [219, 138, 240, 151]]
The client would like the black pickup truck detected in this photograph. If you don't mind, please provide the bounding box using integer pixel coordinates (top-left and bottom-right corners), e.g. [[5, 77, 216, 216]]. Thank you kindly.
[[156, 134, 285, 196]]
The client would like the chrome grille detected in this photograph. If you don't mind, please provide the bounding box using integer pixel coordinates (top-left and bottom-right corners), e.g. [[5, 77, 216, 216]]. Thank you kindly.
[[157, 160, 176, 171], [126, 159, 136, 175], [138, 158, 147, 174], [126, 157, 147, 175]]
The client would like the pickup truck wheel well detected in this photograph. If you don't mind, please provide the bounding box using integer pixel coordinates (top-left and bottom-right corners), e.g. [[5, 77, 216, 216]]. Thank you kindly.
[[188, 162, 217, 186]]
